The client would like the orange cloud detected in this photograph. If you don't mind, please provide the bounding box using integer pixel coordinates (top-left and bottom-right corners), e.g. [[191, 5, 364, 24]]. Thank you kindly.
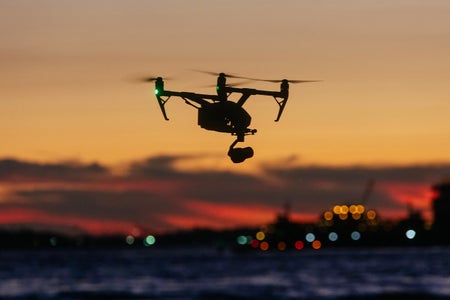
[[161, 214, 228, 230], [162, 200, 319, 230], [186, 200, 276, 224], [159, 200, 279, 230], [377, 181, 437, 222], [379, 182, 433, 210], [0, 208, 136, 236]]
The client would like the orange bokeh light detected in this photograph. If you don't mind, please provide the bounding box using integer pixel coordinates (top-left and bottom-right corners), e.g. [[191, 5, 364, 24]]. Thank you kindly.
[[260, 241, 269, 251], [312, 240, 322, 250]]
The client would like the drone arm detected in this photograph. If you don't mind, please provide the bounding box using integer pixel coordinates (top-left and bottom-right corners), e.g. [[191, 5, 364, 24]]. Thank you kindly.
[[236, 94, 251, 106], [182, 97, 201, 109], [160, 90, 217, 103], [155, 89, 218, 120], [227, 87, 289, 121]]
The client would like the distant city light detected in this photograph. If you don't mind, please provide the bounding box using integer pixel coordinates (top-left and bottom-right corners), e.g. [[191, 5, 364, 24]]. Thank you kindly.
[[367, 210, 377, 220], [352, 213, 361, 220], [125, 235, 135, 245], [339, 213, 348, 220], [341, 205, 349, 214], [357, 205, 365, 214], [328, 232, 338, 242], [306, 233, 315, 243], [277, 241, 287, 251], [236, 235, 247, 245], [144, 235, 156, 246], [294, 240, 304, 250], [312, 240, 322, 250], [260, 241, 269, 251], [351, 231, 361, 241], [256, 231, 265, 241], [250, 239, 259, 248], [406, 229, 416, 240], [324, 211, 333, 221], [333, 204, 366, 217], [333, 205, 341, 214]]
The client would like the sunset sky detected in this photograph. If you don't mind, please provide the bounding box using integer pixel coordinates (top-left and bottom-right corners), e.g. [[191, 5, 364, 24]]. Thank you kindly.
[[1, 1, 450, 235]]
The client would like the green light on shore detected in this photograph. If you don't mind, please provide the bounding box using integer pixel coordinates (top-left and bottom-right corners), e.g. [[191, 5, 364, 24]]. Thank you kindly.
[[144, 235, 156, 246]]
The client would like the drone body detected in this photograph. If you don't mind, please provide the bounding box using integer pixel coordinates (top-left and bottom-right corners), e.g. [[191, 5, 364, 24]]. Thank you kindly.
[[198, 100, 252, 136], [150, 72, 317, 163]]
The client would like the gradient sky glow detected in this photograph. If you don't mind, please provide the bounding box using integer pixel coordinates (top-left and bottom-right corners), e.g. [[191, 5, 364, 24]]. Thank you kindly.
[[1, 157, 449, 234], [1, 1, 450, 234]]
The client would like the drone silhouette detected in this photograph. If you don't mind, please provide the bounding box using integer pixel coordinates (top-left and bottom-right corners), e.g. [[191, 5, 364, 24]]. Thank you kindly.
[[145, 71, 319, 163]]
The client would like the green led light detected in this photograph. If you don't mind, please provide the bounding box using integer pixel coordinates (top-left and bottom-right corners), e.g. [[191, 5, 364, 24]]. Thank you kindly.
[[216, 86, 219, 91], [154, 89, 159, 95]]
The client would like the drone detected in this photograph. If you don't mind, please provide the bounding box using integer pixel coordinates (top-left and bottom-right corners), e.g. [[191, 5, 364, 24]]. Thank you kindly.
[[146, 71, 318, 163]]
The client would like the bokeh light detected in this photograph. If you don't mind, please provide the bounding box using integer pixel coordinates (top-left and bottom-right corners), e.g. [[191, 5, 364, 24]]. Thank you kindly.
[[328, 232, 338, 242], [144, 235, 156, 246], [367, 210, 377, 220], [236, 235, 247, 245], [306, 233, 315, 243], [251, 239, 260, 248], [406, 229, 416, 240], [125, 235, 135, 245], [351, 231, 361, 241], [333, 205, 341, 214], [294, 240, 304, 250], [277, 241, 287, 251], [352, 213, 361, 220], [339, 213, 348, 220], [357, 205, 365, 214], [256, 231, 265, 241], [324, 211, 333, 221], [312, 240, 322, 250], [260, 241, 269, 251]]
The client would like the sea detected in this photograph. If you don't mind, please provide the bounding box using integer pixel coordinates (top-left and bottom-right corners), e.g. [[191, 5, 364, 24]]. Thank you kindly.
[[1, 247, 450, 300]]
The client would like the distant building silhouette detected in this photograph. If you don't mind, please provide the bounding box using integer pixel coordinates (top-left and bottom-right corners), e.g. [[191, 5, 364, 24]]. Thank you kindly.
[[432, 177, 450, 244]]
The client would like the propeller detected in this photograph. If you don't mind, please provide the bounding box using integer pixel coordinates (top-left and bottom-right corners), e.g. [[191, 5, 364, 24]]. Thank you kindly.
[[191, 69, 250, 80], [191, 70, 321, 84], [233, 77, 322, 84], [192, 70, 254, 88], [133, 75, 174, 83], [202, 80, 253, 88], [141, 76, 160, 83]]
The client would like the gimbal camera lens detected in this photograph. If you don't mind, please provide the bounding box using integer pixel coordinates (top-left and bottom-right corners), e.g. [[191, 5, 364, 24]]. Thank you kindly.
[[228, 147, 254, 163]]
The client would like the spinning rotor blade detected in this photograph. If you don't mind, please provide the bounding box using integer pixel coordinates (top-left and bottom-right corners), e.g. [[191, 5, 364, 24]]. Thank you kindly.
[[202, 80, 252, 88], [288, 79, 322, 84], [227, 80, 253, 87], [237, 77, 322, 84], [192, 70, 321, 84], [141, 76, 160, 82], [191, 69, 249, 80], [135, 75, 174, 83]]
